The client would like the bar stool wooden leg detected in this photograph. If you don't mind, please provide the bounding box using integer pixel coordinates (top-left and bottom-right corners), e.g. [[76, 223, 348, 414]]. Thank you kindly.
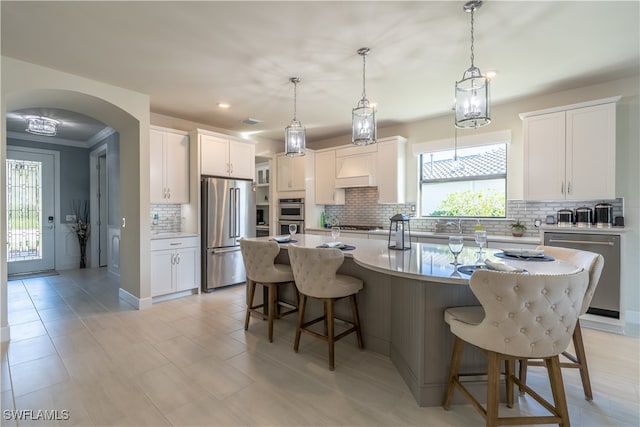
[[294, 294, 307, 352], [326, 298, 335, 371], [245, 279, 256, 331], [268, 284, 277, 342], [572, 321, 593, 401], [350, 294, 364, 349], [546, 356, 570, 427], [486, 351, 501, 427], [444, 336, 464, 410], [505, 359, 515, 408], [518, 358, 528, 395]]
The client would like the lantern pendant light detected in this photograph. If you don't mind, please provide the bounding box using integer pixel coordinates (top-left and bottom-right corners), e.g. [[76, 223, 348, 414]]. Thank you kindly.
[[352, 47, 377, 146], [455, 0, 491, 129], [285, 77, 306, 157]]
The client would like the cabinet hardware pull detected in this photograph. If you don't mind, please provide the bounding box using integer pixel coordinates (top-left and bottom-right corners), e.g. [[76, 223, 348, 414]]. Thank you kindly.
[[548, 239, 614, 246], [561, 182, 565, 194], [170, 243, 182, 246], [567, 181, 572, 194]]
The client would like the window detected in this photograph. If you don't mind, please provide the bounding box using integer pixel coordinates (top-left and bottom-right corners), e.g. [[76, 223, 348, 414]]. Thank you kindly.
[[420, 143, 506, 217]]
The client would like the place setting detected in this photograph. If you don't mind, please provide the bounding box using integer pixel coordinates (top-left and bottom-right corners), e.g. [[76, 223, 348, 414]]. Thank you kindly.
[[270, 224, 299, 243], [449, 233, 531, 275], [316, 226, 356, 250]]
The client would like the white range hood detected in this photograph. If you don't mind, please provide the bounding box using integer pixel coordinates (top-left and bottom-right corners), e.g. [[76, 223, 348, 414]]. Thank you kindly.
[[334, 152, 376, 188]]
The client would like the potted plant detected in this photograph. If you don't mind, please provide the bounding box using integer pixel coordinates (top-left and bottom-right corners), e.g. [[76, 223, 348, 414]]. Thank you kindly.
[[510, 220, 527, 237]]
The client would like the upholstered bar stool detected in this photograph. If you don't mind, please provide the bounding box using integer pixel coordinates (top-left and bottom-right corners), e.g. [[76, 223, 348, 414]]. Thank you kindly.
[[287, 245, 364, 371], [519, 246, 604, 401], [239, 239, 299, 343], [443, 269, 589, 427]]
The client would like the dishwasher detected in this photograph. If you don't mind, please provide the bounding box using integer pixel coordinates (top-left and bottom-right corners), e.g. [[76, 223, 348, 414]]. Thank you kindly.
[[544, 232, 620, 319]]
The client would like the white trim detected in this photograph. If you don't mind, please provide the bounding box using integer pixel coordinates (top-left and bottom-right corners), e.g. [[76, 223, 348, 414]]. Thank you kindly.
[[411, 130, 512, 155], [118, 287, 152, 310], [150, 125, 188, 136], [87, 127, 117, 148], [7, 131, 87, 148], [89, 144, 107, 269], [580, 313, 626, 334], [151, 289, 199, 304], [518, 96, 621, 119], [625, 310, 640, 325], [0, 326, 10, 342]]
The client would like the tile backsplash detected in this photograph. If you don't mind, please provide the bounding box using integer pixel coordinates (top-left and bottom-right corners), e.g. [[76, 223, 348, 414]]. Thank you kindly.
[[150, 204, 183, 233], [323, 187, 623, 237]]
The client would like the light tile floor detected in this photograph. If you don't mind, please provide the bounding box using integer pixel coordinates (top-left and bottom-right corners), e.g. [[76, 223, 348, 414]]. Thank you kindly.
[[2, 268, 639, 426]]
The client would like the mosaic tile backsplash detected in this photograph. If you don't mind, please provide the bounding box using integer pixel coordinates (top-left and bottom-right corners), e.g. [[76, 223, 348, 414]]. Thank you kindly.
[[324, 187, 623, 237], [150, 204, 183, 233]]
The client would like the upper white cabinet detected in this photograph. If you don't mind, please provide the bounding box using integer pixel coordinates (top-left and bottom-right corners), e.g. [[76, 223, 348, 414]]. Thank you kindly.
[[522, 98, 618, 200], [150, 126, 189, 204], [200, 133, 255, 180], [315, 150, 345, 205], [277, 153, 306, 192], [334, 144, 377, 188], [376, 136, 407, 204]]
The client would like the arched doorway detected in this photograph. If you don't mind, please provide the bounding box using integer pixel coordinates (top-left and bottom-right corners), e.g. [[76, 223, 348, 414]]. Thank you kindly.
[[1, 58, 152, 341]]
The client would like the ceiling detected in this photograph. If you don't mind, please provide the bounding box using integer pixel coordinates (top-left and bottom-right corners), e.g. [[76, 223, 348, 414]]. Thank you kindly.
[[2, 1, 639, 147]]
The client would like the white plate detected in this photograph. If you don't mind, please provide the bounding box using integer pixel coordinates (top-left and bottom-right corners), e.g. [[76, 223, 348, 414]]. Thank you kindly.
[[500, 248, 544, 258]]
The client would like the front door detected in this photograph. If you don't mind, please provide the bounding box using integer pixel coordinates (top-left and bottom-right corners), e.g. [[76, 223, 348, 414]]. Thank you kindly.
[[6, 149, 56, 274]]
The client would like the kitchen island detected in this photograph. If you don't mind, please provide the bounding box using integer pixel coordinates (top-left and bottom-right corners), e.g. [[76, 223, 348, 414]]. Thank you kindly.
[[252, 234, 578, 407]]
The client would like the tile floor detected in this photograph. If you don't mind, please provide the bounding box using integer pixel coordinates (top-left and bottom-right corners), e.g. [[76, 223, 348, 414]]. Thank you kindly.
[[2, 268, 639, 426]]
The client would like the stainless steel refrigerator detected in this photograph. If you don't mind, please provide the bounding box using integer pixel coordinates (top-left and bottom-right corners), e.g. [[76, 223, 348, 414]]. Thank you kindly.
[[201, 177, 256, 292]]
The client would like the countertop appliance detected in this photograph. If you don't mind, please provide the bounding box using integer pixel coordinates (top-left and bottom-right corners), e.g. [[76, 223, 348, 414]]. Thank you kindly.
[[594, 203, 613, 228], [201, 177, 255, 292], [557, 209, 574, 226], [544, 232, 620, 319], [575, 206, 593, 227]]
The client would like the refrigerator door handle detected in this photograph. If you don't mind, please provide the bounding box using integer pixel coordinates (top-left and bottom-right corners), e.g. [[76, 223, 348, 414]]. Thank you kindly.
[[235, 187, 241, 237], [211, 247, 242, 254], [229, 187, 235, 238]]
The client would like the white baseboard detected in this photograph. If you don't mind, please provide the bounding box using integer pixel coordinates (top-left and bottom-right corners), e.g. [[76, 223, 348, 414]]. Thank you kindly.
[[118, 288, 152, 310], [1, 325, 10, 342], [151, 289, 199, 304], [625, 310, 640, 325]]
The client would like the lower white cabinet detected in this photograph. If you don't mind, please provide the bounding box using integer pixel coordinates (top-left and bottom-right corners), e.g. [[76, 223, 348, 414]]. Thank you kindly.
[[150, 236, 199, 297]]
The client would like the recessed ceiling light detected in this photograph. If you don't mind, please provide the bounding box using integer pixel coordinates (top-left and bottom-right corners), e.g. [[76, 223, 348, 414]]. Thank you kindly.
[[217, 102, 230, 109], [242, 117, 262, 125]]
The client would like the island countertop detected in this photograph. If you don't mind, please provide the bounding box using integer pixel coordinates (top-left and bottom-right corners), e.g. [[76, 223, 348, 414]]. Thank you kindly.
[[260, 233, 579, 285]]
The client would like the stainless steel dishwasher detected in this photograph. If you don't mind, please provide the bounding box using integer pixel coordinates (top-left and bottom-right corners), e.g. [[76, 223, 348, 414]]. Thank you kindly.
[[544, 232, 620, 319]]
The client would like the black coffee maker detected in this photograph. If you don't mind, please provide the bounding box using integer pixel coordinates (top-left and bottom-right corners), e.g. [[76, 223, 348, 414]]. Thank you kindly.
[[256, 208, 265, 225]]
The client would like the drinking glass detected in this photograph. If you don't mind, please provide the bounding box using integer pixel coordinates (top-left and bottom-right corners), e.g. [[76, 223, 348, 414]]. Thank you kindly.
[[448, 235, 464, 266], [288, 223, 297, 239], [474, 230, 487, 256], [331, 226, 341, 242]]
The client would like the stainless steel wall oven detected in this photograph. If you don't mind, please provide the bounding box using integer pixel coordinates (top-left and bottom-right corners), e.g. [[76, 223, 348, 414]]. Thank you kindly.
[[278, 198, 304, 221]]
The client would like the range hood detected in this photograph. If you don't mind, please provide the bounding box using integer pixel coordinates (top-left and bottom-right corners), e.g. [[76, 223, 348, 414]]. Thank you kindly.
[[335, 153, 376, 188]]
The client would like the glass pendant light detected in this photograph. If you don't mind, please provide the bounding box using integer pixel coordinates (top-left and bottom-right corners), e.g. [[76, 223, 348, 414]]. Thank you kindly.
[[25, 116, 59, 136], [455, 0, 491, 129], [352, 47, 377, 146], [285, 77, 306, 157], [451, 125, 465, 173]]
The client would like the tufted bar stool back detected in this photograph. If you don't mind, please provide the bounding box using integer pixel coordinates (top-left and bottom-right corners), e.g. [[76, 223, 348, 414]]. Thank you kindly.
[[240, 239, 298, 343], [288, 245, 364, 370], [443, 269, 589, 427], [518, 246, 604, 400]]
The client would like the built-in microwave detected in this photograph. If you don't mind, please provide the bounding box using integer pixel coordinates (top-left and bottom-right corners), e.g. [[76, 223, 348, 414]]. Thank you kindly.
[[278, 198, 304, 221]]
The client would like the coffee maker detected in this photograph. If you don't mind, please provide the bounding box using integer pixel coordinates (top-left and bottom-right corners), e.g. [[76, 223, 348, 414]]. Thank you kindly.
[[256, 208, 265, 225]]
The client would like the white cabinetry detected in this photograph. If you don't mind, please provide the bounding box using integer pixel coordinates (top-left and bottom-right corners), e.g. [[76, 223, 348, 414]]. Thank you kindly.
[[200, 133, 255, 180], [315, 150, 345, 205], [150, 236, 199, 297], [376, 136, 407, 204], [277, 154, 306, 192], [522, 98, 617, 200], [150, 127, 189, 203]]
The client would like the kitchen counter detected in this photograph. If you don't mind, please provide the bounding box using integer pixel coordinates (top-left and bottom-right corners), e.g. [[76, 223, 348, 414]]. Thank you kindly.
[[305, 227, 541, 245], [252, 234, 577, 406], [539, 224, 631, 234], [150, 231, 199, 240]]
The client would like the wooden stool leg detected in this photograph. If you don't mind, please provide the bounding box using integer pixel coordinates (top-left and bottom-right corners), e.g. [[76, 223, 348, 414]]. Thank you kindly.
[[546, 356, 570, 427], [486, 352, 501, 427], [245, 279, 256, 331], [350, 294, 364, 349], [505, 359, 515, 408], [326, 298, 335, 371], [268, 284, 276, 342], [573, 321, 593, 400], [292, 283, 300, 309], [443, 336, 464, 410], [294, 294, 306, 352], [518, 358, 528, 395]]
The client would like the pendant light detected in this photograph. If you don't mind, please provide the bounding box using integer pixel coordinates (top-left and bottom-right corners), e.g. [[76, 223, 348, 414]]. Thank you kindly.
[[352, 47, 377, 146], [451, 125, 465, 172], [455, 0, 491, 129], [285, 77, 306, 157]]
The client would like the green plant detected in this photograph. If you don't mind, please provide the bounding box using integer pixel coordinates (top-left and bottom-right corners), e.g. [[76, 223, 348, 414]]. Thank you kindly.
[[510, 220, 527, 232]]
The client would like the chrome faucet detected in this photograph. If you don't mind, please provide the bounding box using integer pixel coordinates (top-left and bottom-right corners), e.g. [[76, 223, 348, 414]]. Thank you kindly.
[[445, 218, 463, 234]]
